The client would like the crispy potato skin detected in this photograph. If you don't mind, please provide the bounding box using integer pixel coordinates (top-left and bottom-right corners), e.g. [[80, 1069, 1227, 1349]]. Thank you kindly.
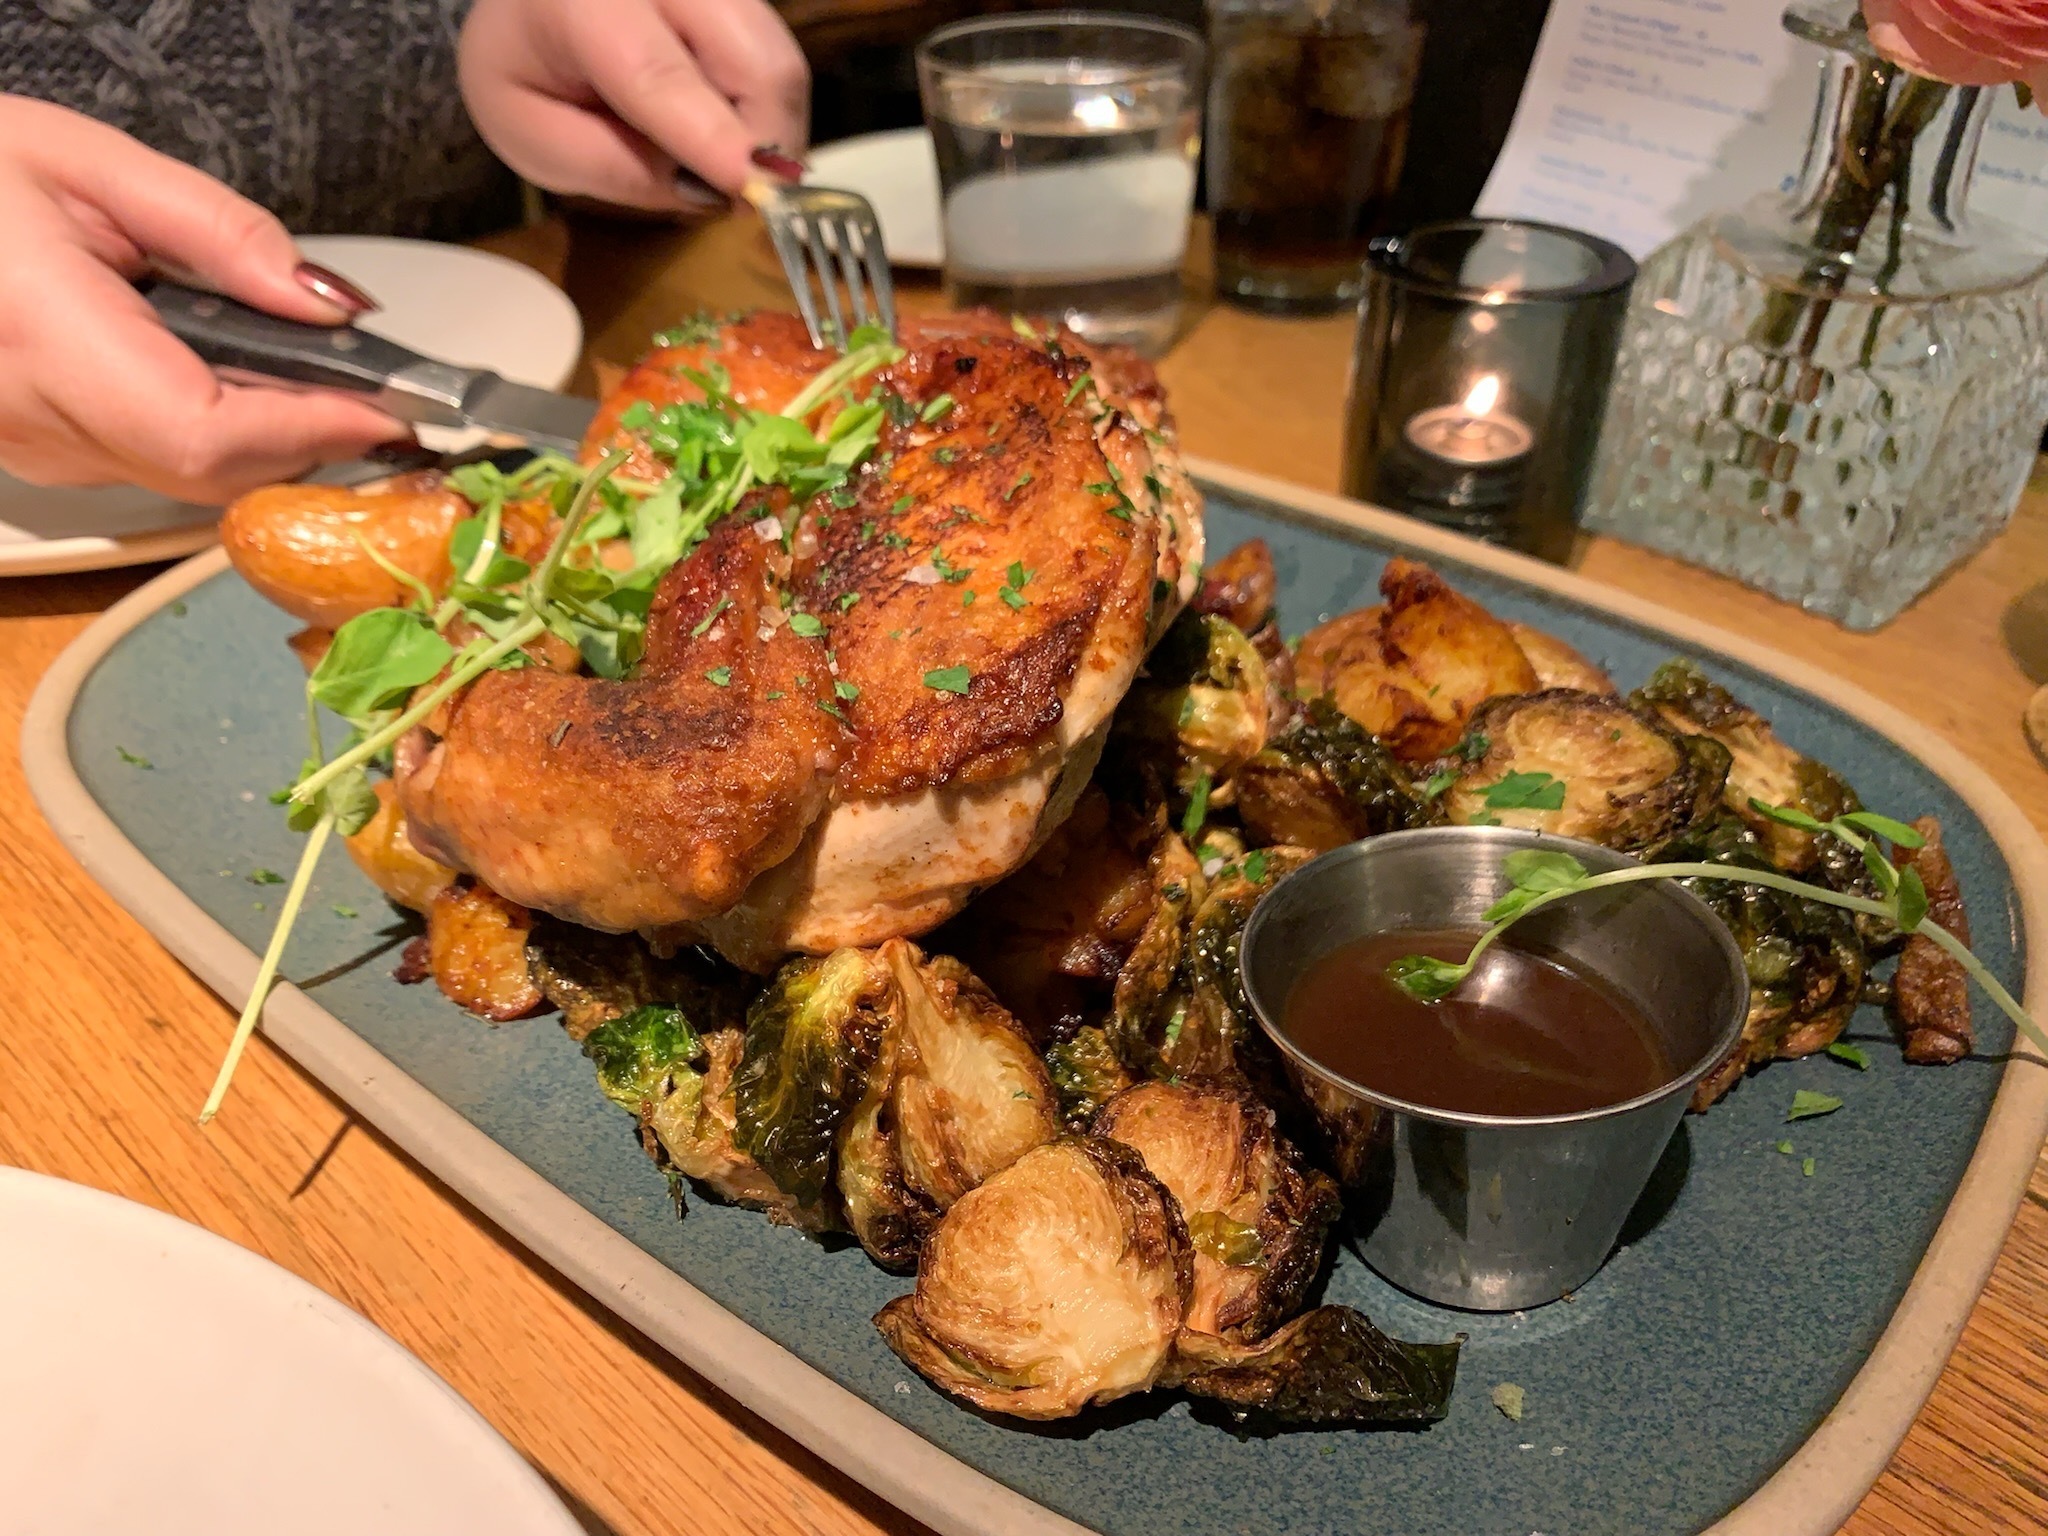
[[1507, 622, 1615, 694], [342, 780, 456, 913], [221, 472, 466, 630], [426, 879, 545, 1020], [1192, 538, 1278, 635], [1296, 559, 1538, 761]]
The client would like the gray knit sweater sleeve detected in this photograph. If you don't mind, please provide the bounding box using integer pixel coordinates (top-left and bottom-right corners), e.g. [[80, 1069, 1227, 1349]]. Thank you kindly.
[[1, 0, 523, 239]]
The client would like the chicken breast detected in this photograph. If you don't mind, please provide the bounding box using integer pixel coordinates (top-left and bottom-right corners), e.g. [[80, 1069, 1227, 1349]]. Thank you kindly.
[[395, 314, 1202, 968]]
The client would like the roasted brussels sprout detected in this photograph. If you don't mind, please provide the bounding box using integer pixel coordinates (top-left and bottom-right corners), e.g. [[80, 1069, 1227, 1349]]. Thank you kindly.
[[731, 947, 899, 1228], [1093, 1081, 1339, 1342], [1237, 699, 1445, 852], [528, 915, 758, 1040], [1295, 558, 1538, 761], [837, 942, 1058, 1269], [1437, 690, 1729, 854], [582, 1006, 787, 1212], [1660, 812, 1868, 1108], [1507, 621, 1615, 695], [1046, 1024, 1136, 1131], [874, 1137, 1191, 1419], [1633, 659, 1861, 873], [936, 787, 1158, 1046], [1169, 1306, 1461, 1426], [1114, 611, 1272, 796], [1191, 538, 1278, 635]]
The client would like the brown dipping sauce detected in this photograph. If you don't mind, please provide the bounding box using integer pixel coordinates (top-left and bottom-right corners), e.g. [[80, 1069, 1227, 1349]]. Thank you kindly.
[[1281, 928, 1674, 1117]]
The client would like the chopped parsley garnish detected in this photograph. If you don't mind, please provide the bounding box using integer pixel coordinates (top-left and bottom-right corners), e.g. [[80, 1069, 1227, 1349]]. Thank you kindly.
[[651, 311, 728, 348], [933, 446, 957, 464], [838, 592, 861, 611], [890, 494, 914, 515], [930, 551, 972, 583], [881, 531, 911, 550], [332, 904, 358, 920], [765, 690, 785, 701], [819, 698, 849, 722], [999, 587, 1026, 610], [1005, 471, 1033, 501], [1243, 849, 1270, 883], [1480, 771, 1566, 811], [690, 597, 731, 637], [1420, 768, 1458, 799], [1803, 1157, 1817, 1177], [787, 613, 826, 639], [1063, 372, 1093, 406], [834, 679, 859, 701], [116, 746, 153, 769], [1775, 1140, 1795, 1155], [879, 389, 918, 427], [1457, 733, 1492, 762], [962, 589, 977, 606], [828, 485, 859, 509], [1787, 1089, 1843, 1121], [1180, 772, 1213, 842], [924, 665, 972, 695], [1825, 1041, 1870, 1070], [1084, 480, 1116, 496], [859, 520, 876, 541], [921, 393, 955, 423], [247, 869, 286, 886], [1007, 561, 1031, 589], [704, 666, 732, 687]]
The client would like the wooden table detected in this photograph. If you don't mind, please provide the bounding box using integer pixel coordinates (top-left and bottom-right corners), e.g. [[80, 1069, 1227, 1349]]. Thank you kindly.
[[5, 211, 2046, 1536]]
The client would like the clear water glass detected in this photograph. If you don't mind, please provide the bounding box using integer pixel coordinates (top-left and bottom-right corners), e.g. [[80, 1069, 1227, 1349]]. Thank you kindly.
[[917, 13, 1205, 357]]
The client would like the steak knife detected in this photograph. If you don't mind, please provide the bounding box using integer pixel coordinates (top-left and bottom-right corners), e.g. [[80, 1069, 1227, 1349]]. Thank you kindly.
[[143, 279, 599, 453]]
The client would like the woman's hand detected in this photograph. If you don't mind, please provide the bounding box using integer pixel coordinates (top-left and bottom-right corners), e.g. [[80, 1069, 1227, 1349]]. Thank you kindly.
[[0, 96, 408, 504], [458, 0, 809, 214]]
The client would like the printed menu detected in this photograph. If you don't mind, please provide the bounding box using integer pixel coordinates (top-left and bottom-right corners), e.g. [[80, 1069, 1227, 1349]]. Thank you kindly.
[[1475, 0, 2048, 257]]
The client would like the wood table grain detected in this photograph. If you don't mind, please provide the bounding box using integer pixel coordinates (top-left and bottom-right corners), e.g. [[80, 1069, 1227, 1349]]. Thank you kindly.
[[4, 210, 2045, 1536]]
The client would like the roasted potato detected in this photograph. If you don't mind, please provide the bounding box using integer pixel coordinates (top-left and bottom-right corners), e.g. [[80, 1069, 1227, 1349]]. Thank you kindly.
[[1192, 538, 1279, 635], [1436, 689, 1728, 854], [427, 878, 545, 1020], [1295, 559, 1539, 761], [1507, 622, 1615, 694], [343, 779, 456, 913]]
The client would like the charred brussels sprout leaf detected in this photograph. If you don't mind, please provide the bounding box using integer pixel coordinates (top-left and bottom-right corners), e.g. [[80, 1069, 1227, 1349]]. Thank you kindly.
[[875, 1137, 1191, 1419], [1633, 659, 1863, 874], [1046, 1024, 1137, 1131], [1237, 699, 1443, 853], [1437, 689, 1726, 853], [1114, 611, 1271, 797], [584, 1005, 701, 1114], [732, 948, 898, 1226], [528, 915, 758, 1040], [1172, 1306, 1461, 1426], [1660, 811, 1868, 1108]]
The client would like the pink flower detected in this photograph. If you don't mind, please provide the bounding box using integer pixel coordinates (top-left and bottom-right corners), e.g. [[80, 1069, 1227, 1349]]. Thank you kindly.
[[1863, 0, 2048, 110]]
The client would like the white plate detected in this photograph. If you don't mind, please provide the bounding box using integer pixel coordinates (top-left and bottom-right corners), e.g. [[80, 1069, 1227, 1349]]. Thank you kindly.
[[0, 1166, 583, 1536], [807, 129, 945, 269], [0, 236, 582, 578]]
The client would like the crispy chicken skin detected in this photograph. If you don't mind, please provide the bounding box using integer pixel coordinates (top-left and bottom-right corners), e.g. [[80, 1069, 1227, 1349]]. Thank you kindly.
[[1295, 559, 1538, 761], [1890, 816, 1974, 1064], [393, 315, 1200, 964]]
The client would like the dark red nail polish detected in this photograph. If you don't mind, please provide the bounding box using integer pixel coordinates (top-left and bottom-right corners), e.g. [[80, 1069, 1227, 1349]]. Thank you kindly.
[[750, 146, 805, 181], [295, 261, 378, 315]]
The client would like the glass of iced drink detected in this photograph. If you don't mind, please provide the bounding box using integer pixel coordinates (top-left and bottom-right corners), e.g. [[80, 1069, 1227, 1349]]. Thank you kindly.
[[1206, 0, 1422, 314], [917, 13, 1205, 357]]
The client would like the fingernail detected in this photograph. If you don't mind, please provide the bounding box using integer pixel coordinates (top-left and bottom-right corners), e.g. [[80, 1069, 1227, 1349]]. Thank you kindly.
[[750, 145, 805, 181], [295, 261, 378, 315]]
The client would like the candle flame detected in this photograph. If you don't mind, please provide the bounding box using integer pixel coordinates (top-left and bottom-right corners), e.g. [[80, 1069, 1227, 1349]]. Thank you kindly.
[[1462, 375, 1501, 416]]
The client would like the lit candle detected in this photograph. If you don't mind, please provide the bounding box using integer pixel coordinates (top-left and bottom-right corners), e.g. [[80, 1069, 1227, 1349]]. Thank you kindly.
[[1402, 376, 1535, 469]]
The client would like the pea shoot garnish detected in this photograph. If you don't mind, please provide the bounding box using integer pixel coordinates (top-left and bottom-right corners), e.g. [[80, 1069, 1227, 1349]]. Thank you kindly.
[[1387, 801, 2044, 1057]]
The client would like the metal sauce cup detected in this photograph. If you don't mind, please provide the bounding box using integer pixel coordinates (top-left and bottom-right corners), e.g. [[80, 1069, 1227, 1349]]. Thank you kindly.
[[1239, 827, 1748, 1311]]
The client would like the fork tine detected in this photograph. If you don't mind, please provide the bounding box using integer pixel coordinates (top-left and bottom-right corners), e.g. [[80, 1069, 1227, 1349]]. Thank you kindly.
[[763, 212, 826, 349], [802, 216, 847, 348], [828, 217, 872, 335], [857, 214, 896, 341]]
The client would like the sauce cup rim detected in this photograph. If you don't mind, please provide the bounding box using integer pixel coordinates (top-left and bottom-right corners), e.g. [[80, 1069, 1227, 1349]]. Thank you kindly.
[[1238, 826, 1751, 1131]]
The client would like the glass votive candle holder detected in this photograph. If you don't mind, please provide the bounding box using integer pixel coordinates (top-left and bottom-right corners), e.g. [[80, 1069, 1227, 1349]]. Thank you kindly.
[[1341, 220, 1636, 563]]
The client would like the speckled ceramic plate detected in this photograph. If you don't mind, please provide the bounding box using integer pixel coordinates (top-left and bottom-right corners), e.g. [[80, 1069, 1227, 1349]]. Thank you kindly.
[[24, 461, 2048, 1536]]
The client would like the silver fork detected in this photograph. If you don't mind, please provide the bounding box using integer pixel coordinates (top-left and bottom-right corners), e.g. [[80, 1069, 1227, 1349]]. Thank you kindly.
[[748, 180, 896, 348]]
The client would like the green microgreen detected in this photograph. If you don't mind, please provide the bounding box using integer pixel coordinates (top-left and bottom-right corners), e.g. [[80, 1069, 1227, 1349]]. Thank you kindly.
[[1479, 771, 1566, 811], [924, 665, 971, 695]]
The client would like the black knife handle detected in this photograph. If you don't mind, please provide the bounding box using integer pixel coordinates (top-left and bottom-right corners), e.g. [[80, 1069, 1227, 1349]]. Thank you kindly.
[[142, 279, 482, 430]]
